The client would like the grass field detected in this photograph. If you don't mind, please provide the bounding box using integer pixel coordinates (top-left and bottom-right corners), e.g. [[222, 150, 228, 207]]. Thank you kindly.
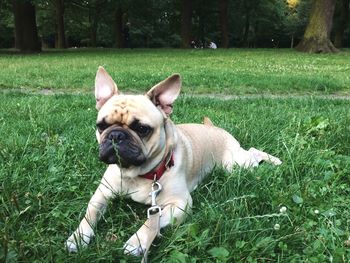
[[0, 49, 350, 262], [0, 48, 350, 95], [1, 91, 350, 262]]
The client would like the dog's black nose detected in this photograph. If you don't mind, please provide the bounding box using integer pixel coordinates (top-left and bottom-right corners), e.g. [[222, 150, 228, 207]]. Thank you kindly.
[[108, 130, 128, 143]]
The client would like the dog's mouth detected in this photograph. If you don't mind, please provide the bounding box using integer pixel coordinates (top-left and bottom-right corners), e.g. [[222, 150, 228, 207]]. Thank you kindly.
[[99, 129, 146, 167]]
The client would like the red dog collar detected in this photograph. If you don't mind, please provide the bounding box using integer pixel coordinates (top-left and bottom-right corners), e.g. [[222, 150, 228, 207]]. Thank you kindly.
[[139, 151, 174, 180]]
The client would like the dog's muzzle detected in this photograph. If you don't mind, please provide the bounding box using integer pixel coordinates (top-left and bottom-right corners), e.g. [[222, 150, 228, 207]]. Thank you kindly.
[[99, 129, 146, 167]]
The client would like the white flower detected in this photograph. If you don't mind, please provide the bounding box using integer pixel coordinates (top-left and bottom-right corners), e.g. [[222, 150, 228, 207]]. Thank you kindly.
[[280, 206, 287, 214], [314, 209, 320, 214], [274, 224, 280, 230]]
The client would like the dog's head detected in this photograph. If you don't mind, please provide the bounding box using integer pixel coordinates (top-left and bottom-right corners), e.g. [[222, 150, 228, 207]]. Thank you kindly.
[[94, 67, 180, 172]]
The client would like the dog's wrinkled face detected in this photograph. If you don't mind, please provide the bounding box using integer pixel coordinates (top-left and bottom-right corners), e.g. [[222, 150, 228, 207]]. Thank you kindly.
[[96, 95, 164, 167], [94, 67, 181, 169]]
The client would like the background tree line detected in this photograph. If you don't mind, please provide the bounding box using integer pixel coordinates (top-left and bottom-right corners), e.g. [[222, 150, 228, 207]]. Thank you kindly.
[[0, 0, 349, 53]]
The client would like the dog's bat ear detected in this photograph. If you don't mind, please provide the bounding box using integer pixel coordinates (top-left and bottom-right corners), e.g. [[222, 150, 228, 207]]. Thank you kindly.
[[146, 74, 181, 116], [95, 66, 119, 110]]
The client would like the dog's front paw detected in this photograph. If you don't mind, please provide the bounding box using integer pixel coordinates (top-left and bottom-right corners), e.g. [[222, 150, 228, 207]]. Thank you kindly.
[[66, 238, 79, 253], [65, 229, 94, 253], [123, 234, 147, 256]]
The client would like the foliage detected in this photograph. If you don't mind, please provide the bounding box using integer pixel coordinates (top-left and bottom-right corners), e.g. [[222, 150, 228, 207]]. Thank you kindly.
[[0, 0, 14, 48], [283, 0, 312, 45], [0, 0, 348, 48], [0, 93, 349, 262]]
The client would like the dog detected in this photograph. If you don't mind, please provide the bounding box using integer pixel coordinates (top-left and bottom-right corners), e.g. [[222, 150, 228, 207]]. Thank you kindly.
[[66, 66, 282, 257]]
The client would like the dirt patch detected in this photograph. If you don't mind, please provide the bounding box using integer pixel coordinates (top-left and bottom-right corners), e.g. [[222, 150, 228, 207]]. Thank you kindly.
[[1, 88, 350, 100], [192, 93, 350, 100]]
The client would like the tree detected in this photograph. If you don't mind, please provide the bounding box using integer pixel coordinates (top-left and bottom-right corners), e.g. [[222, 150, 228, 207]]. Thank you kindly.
[[114, 4, 124, 48], [180, 0, 192, 48], [88, 1, 104, 47], [86, 1, 100, 47], [296, 0, 338, 53], [0, 0, 14, 48], [334, 0, 349, 48], [55, 0, 66, 48], [219, 0, 229, 48], [13, 0, 41, 52], [284, 0, 311, 48], [242, 0, 254, 47]]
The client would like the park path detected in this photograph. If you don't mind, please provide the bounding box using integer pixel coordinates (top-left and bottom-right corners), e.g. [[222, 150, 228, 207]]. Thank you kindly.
[[192, 93, 350, 100], [1, 88, 350, 100]]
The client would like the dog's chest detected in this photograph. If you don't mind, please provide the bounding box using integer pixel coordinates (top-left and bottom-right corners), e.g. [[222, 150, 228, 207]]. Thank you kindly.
[[124, 178, 153, 204]]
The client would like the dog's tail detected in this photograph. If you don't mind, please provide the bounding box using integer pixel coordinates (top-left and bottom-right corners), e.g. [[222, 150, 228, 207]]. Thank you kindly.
[[203, 117, 214, 126]]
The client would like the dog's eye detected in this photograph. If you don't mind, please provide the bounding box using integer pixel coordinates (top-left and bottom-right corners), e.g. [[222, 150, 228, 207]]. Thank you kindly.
[[96, 120, 109, 133], [129, 119, 153, 137], [135, 124, 152, 137]]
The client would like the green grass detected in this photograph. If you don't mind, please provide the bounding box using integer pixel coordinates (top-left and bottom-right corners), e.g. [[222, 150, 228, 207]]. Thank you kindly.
[[1, 93, 349, 262], [0, 48, 350, 95]]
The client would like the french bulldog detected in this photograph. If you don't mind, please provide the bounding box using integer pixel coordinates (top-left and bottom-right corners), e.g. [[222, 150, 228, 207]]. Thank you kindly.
[[66, 66, 282, 257]]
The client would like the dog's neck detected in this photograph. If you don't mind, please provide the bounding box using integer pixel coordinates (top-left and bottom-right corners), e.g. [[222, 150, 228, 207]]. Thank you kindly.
[[139, 118, 176, 180], [138, 150, 174, 180]]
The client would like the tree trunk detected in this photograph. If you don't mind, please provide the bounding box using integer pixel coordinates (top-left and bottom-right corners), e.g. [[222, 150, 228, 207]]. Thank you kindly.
[[219, 0, 229, 48], [114, 6, 124, 48], [180, 0, 192, 48], [243, 9, 250, 47], [89, 5, 100, 47], [296, 0, 337, 53], [13, 0, 22, 50], [55, 0, 66, 48], [12, 0, 41, 52], [334, 0, 349, 48]]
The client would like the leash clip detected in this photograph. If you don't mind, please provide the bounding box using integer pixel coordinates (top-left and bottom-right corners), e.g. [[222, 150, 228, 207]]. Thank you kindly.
[[147, 181, 162, 218]]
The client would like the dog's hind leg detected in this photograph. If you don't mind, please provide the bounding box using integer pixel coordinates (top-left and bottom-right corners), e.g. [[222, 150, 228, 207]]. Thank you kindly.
[[222, 137, 282, 170], [247, 147, 282, 166]]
